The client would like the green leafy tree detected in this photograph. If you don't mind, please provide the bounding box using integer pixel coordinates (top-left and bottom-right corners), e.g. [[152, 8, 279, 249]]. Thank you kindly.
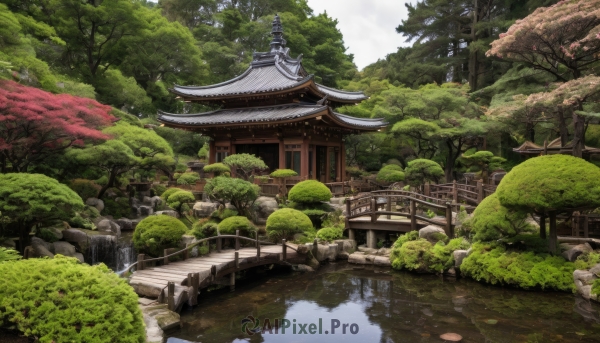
[[404, 159, 444, 188], [165, 190, 195, 215], [0, 173, 84, 253], [223, 153, 267, 180], [203, 162, 231, 176], [461, 151, 506, 184], [177, 172, 201, 186], [197, 143, 209, 161], [376, 164, 405, 183], [204, 176, 259, 216]]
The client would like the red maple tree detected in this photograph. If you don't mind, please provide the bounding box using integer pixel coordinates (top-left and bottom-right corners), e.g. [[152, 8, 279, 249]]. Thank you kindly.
[[0, 80, 115, 172]]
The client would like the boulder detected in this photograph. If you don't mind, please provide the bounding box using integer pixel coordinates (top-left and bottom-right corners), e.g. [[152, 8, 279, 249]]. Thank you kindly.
[[110, 221, 121, 236], [590, 263, 600, 277], [419, 225, 447, 243], [180, 235, 199, 257], [62, 228, 89, 248], [453, 250, 469, 268], [150, 196, 162, 209], [53, 241, 76, 257], [348, 252, 369, 265], [131, 219, 141, 230], [143, 196, 153, 205], [74, 253, 85, 263], [47, 227, 63, 241], [254, 196, 278, 219], [193, 202, 218, 218], [293, 264, 315, 272], [0, 238, 16, 249], [373, 256, 391, 267], [376, 248, 391, 256], [139, 205, 154, 216], [334, 239, 356, 259], [156, 210, 179, 218], [96, 219, 112, 232], [85, 197, 104, 212], [31, 237, 54, 258], [357, 246, 377, 254], [116, 218, 133, 231], [307, 243, 337, 262], [574, 270, 596, 285], [561, 243, 593, 262]]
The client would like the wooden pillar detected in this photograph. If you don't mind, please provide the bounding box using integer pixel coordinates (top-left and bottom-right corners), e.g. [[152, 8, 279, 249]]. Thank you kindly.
[[445, 203, 453, 238], [367, 230, 377, 249], [164, 249, 169, 265], [167, 282, 175, 311], [549, 211, 557, 254], [340, 141, 346, 182], [279, 139, 285, 170], [452, 180, 458, 203], [235, 230, 240, 251], [281, 239, 287, 261], [235, 251, 239, 269], [584, 215, 589, 238], [410, 200, 417, 231], [325, 147, 331, 183], [230, 272, 235, 292], [216, 236, 221, 253], [345, 197, 351, 229], [386, 197, 392, 220], [209, 140, 216, 164], [348, 229, 355, 241], [424, 184, 430, 197], [370, 198, 377, 223], [137, 254, 145, 271], [476, 180, 483, 203], [301, 138, 309, 179], [311, 144, 317, 180], [540, 214, 546, 239]]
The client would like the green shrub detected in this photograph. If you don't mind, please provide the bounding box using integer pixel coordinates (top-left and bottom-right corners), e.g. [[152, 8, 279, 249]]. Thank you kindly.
[[467, 193, 536, 242], [255, 175, 270, 184], [133, 216, 187, 257], [270, 169, 298, 178], [166, 190, 195, 214], [68, 213, 95, 230], [203, 163, 231, 176], [223, 153, 268, 180], [593, 279, 600, 297], [191, 221, 218, 239], [151, 184, 167, 197], [390, 232, 470, 273], [69, 179, 101, 200], [211, 208, 238, 220], [173, 173, 182, 180], [266, 208, 314, 240], [218, 216, 256, 237], [204, 176, 259, 215], [197, 143, 209, 160], [161, 187, 183, 202], [102, 197, 131, 219], [404, 159, 444, 187], [177, 172, 200, 186], [316, 227, 344, 242], [460, 242, 575, 291], [574, 252, 600, 270], [376, 164, 405, 183], [302, 209, 327, 228], [36, 228, 60, 243], [288, 180, 332, 204], [0, 247, 21, 262], [0, 256, 144, 342], [159, 176, 170, 182]]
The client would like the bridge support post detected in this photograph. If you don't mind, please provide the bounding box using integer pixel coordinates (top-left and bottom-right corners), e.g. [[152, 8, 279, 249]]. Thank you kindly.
[[313, 238, 318, 257], [167, 282, 175, 311], [235, 251, 239, 269], [281, 239, 287, 261], [188, 273, 199, 306], [164, 249, 169, 265], [386, 197, 392, 220], [452, 180, 458, 203], [476, 180, 483, 203], [345, 197, 351, 229], [256, 234, 261, 259], [230, 272, 235, 292], [235, 230, 240, 251], [137, 254, 145, 271], [367, 230, 377, 249], [445, 203, 453, 238], [410, 200, 417, 232], [210, 265, 216, 281], [348, 229, 355, 241], [370, 198, 377, 223]]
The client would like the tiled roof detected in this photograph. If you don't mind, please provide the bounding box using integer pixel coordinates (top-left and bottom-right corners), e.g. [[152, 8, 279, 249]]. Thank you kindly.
[[157, 104, 386, 130], [317, 84, 369, 101]]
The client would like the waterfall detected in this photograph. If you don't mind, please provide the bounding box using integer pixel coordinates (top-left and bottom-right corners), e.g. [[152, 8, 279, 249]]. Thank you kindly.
[[85, 234, 136, 272]]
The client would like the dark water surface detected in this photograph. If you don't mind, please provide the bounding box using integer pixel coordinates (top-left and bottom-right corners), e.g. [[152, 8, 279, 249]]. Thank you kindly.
[[166, 263, 600, 343]]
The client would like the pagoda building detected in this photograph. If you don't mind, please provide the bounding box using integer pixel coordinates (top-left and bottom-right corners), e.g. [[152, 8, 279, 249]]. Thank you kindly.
[[158, 15, 386, 182]]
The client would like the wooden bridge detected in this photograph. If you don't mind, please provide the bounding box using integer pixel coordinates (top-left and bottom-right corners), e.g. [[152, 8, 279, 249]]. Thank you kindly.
[[345, 181, 498, 248], [124, 234, 303, 312]]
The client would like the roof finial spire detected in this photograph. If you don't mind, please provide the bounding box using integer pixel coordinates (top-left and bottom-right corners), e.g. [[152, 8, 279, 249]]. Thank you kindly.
[[270, 14, 286, 52]]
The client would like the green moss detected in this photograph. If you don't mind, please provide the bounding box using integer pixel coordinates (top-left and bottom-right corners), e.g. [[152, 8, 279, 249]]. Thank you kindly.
[[288, 180, 332, 204], [217, 216, 256, 237], [460, 242, 575, 291], [574, 252, 600, 270], [467, 193, 536, 242], [0, 256, 144, 342], [376, 164, 405, 183], [270, 169, 298, 178], [496, 155, 600, 212], [133, 215, 187, 257], [266, 208, 314, 240], [316, 227, 344, 242]]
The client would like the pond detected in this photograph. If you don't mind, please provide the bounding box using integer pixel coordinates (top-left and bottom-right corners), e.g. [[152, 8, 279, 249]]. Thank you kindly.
[[166, 263, 600, 343]]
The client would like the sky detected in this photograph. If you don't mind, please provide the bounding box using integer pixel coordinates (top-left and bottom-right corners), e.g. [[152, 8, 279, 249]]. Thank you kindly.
[[306, 0, 415, 70]]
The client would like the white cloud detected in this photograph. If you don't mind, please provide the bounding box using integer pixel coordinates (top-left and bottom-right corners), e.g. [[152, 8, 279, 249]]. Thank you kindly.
[[306, 0, 415, 70]]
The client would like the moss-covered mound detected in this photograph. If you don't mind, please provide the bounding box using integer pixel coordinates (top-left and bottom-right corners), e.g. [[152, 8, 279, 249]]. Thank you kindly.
[[0, 256, 144, 342], [466, 193, 536, 241], [496, 154, 600, 212], [460, 242, 575, 291], [376, 164, 405, 183], [288, 180, 332, 203], [270, 169, 298, 178], [217, 216, 256, 237], [316, 227, 344, 242], [266, 208, 314, 240], [390, 231, 470, 273], [133, 215, 187, 256]]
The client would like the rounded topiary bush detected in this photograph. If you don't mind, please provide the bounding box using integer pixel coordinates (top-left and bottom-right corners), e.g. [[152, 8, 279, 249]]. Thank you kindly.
[[466, 193, 536, 242], [316, 227, 344, 242], [496, 154, 600, 212], [270, 169, 298, 178], [161, 187, 183, 202], [133, 215, 187, 256], [376, 164, 405, 183], [288, 180, 332, 204], [266, 208, 314, 240], [0, 256, 145, 342], [203, 163, 231, 176], [176, 172, 200, 186], [217, 216, 256, 237]]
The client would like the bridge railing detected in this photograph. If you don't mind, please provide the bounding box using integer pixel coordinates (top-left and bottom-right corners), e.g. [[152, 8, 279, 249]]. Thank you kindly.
[[426, 181, 496, 205], [345, 191, 455, 236], [122, 232, 298, 275]]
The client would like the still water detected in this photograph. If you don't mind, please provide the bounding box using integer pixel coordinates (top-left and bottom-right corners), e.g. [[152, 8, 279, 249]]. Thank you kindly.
[[167, 263, 600, 343]]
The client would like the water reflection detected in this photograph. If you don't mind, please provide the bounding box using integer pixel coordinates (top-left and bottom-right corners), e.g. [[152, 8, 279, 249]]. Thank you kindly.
[[169, 263, 600, 343]]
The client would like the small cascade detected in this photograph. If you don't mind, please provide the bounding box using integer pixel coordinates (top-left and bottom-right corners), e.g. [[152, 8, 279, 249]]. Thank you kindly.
[[85, 234, 136, 272]]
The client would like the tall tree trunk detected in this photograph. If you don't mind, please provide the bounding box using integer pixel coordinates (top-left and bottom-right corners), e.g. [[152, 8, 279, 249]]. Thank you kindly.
[[469, 0, 479, 91], [18, 221, 29, 255], [557, 109, 570, 146], [97, 168, 118, 199], [445, 141, 454, 183], [526, 121, 535, 142], [572, 107, 586, 158]]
